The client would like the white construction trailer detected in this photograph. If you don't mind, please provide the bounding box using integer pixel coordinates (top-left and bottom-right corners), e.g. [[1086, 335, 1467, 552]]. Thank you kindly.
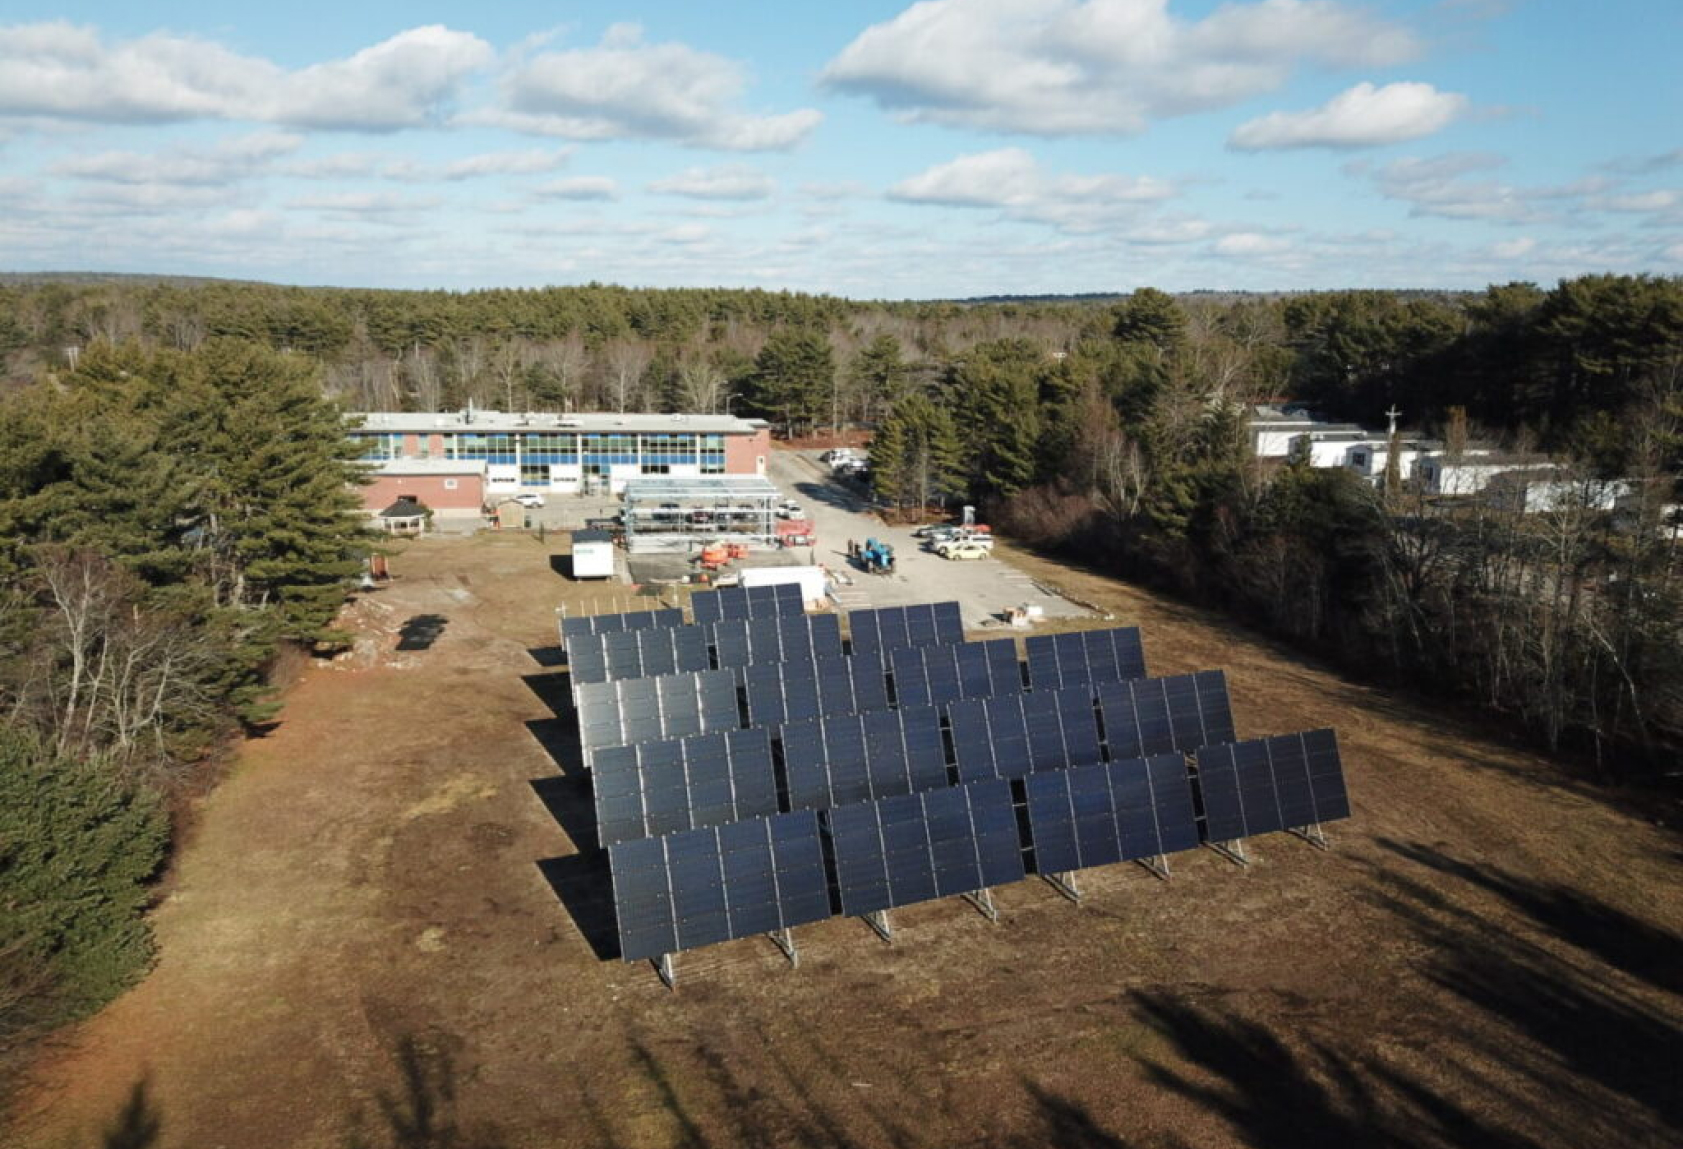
[[569, 529, 616, 579]]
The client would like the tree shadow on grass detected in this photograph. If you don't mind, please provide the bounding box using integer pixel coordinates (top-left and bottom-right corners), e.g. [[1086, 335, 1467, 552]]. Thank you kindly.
[[342, 1034, 505, 1149], [395, 615, 448, 652], [1365, 840, 1683, 1144], [99, 1078, 161, 1149]]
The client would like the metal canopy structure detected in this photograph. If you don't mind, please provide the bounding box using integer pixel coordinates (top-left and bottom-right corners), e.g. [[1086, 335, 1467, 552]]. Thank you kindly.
[[622, 475, 782, 554]]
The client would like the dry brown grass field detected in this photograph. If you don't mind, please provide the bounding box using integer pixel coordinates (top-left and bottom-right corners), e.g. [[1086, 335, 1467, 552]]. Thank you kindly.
[[11, 529, 1680, 1149]]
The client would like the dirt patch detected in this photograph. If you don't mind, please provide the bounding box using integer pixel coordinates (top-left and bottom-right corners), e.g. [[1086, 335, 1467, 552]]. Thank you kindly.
[[11, 530, 1681, 1149]]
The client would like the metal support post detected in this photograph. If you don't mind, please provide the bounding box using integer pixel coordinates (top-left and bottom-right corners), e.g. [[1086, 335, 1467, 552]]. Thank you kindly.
[[961, 888, 999, 922], [1136, 854, 1172, 881], [1287, 823, 1330, 850], [1206, 839, 1250, 867], [1041, 871, 1082, 904], [861, 910, 894, 943], [768, 928, 799, 968], [653, 953, 676, 990]]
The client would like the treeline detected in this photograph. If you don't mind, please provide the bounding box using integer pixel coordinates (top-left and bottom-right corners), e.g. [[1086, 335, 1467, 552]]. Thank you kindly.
[[863, 278, 1680, 775], [0, 341, 367, 1056]]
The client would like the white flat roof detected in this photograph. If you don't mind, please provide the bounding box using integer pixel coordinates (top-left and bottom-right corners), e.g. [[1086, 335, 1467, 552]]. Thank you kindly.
[[370, 459, 487, 476], [350, 409, 767, 434], [623, 475, 781, 501]]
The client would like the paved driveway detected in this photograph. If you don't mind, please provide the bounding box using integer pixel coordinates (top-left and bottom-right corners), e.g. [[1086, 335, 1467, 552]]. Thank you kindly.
[[764, 449, 1091, 629]]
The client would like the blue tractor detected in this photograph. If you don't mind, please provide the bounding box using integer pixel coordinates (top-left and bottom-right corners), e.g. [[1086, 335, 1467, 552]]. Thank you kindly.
[[858, 537, 895, 575]]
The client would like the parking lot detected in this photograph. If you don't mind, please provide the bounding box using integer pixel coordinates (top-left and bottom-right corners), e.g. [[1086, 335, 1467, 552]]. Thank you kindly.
[[764, 448, 1092, 629]]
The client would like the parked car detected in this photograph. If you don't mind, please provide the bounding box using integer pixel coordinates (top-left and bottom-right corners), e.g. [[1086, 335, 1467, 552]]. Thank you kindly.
[[936, 531, 994, 554], [511, 493, 545, 508], [911, 523, 953, 538], [942, 541, 990, 561], [776, 500, 804, 519]]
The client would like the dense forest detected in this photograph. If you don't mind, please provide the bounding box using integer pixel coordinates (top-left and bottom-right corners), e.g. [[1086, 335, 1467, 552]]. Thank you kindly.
[[0, 274, 1679, 1078]]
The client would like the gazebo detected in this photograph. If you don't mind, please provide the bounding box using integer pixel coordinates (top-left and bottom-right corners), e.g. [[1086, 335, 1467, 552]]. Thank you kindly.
[[376, 495, 430, 536]]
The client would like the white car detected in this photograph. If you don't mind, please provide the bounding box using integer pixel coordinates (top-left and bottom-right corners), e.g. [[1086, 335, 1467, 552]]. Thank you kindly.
[[776, 501, 803, 519], [935, 533, 993, 556], [511, 493, 545, 509]]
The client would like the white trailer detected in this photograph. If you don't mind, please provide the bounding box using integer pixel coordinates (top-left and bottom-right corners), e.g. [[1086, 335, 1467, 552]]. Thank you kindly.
[[739, 564, 830, 608], [569, 529, 615, 580]]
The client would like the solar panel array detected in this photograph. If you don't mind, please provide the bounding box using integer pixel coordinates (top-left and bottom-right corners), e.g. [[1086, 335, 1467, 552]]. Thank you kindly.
[[827, 780, 1025, 917], [947, 672, 1232, 782], [1024, 754, 1201, 873], [847, 602, 964, 657], [890, 639, 1023, 706], [781, 705, 948, 811], [1194, 730, 1349, 842], [1101, 671, 1237, 760], [1024, 628, 1148, 688], [742, 653, 891, 726], [561, 607, 685, 645], [566, 613, 844, 692], [691, 582, 804, 624], [568, 626, 712, 688], [711, 613, 845, 669], [593, 728, 780, 847], [610, 810, 833, 961], [576, 669, 741, 763], [553, 600, 1350, 972]]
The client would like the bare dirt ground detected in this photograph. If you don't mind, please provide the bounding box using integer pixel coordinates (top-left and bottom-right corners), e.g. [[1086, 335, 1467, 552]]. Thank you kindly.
[[11, 514, 1681, 1149]]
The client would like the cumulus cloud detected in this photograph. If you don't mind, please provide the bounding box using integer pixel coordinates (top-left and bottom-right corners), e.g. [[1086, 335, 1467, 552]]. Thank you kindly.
[[478, 23, 820, 151], [1359, 152, 1593, 224], [890, 147, 1173, 207], [648, 164, 774, 200], [0, 22, 491, 130], [442, 148, 572, 180], [822, 0, 1421, 136], [888, 147, 1174, 232], [287, 191, 440, 215], [533, 176, 619, 200], [1212, 231, 1292, 256], [51, 131, 301, 184], [1229, 82, 1467, 150]]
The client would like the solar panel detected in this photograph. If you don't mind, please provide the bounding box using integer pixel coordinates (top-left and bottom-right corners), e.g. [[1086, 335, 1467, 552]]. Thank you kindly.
[[610, 809, 832, 962], [1023, 753, 1200, 874], [847, 602, 963, 658], [1195, 729, 1348, 842], [592, 727, 780, 848], [565, 633, 609, 687], [580, 668, 744, 765], [781, 705, 949, 813], [692, 583, 805, 626], [1098, 672, 1235, 760], [826, 779, 1024, 917], [1024, 627, 1148, 690]]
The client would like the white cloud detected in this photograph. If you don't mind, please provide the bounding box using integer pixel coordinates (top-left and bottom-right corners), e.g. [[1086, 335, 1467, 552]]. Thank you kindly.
[[890, 147, 1172, 207], [1213, 232, 1291, 256], [648, 164, 774, 200], [1360, 152, 1601, 225], [481, 24, 820, 151], [1597, 190, 1680, 213], [823, 0, 1421, 136], [442, 148, 571, 180], [287, 191, 440, 214], [533, 176, 619, 201], [51, 131, 302, 184], [0, 22, 491, 130], [1490, 237, 1536, 258], [1229, 82, 1467, 150], [888, 147, 1175, 233]]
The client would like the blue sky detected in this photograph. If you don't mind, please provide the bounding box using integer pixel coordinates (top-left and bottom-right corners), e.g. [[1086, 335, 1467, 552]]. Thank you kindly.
[[0, 0, 1678, 297]]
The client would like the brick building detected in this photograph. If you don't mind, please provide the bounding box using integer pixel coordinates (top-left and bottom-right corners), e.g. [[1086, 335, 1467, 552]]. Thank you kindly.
[[346, 409, 773, 512]]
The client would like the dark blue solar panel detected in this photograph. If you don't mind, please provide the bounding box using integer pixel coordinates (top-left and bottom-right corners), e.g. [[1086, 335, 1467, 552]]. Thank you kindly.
[[561, 615, 596, 644], [810, 613, 844, 658], [932, 601, 963, 643], [781, 717, 831, 811], [1302, 728, 1351, 822], [900, 706, 950, 792], [1055, 687, 1103, 766], [905, 604, 939, 649], [710, 618, 751, 668], [1025, 635, 1060, 691], [890, 646, 929, 707], [947, 698, 998, 782], [1194, 670, 1237, 744], [849, 653, 890, 711], [567, 634, 608, 686], [986, 694, 1034, 777], [862, 709, 911, 799]]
